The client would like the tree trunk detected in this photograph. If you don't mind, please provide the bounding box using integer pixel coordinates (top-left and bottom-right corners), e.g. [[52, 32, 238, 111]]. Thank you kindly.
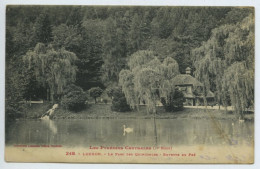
[[47, 88, 50, 101], [136, 105, 140, 112], [240, 106, 245, 119], [50, 89, 54, 104], [94, 98, 97, 104], [153, 115, 158, 146], [203, 87, 208, 109], [203, 96, 208, 109]]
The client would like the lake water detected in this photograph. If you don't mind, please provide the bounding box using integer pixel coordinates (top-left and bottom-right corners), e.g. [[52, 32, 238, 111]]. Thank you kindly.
[[5, 118, 254, 147]]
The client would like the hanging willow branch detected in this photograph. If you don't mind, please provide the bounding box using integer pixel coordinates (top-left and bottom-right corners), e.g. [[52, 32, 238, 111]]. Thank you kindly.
[[23, 43, 78, 102], [119, 50, 180, 114], [192, 14, 254, 117]]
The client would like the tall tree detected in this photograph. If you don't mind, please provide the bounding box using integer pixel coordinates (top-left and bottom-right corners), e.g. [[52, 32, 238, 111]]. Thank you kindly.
[[78, 19, 104, 89], [66, 6, 83, 28], [23, 43, 78, 102], [33, 13, 53, 44], [101, 17, 128, 84], [192, 13, 254, 117], [119, 50, 180, 114], [5, 61, 28, 118], [52, 24, 83, 50]]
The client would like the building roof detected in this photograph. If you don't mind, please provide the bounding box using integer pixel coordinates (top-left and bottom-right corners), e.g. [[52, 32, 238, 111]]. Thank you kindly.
[[173, 74, 203, 87], [206, 91, 215, 98], [185, 67, 191, 71]]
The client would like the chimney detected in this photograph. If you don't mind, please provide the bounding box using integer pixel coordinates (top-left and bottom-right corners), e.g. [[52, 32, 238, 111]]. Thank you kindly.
[[185, 67, 191, 75]]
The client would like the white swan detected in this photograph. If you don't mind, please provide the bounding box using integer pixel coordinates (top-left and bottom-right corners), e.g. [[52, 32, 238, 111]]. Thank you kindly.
[[123, 125, 133, 136]]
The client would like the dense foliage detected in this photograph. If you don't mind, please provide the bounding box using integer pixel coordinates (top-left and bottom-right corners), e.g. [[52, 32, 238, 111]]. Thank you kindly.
[[109, 87, 131, 112], [192, 14, 254, 117], [161, 88, 185, 112], [23, 43, 78, 102], [119, 50, 180, 114], [89, 87, 103, 103], [61, 84, 88, 112], [5, 6, 254, 118]]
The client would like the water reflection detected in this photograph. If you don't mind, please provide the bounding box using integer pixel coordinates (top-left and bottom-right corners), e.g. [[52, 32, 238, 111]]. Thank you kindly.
[[42, 119, 57, 134], [6, 118, 254, 147]]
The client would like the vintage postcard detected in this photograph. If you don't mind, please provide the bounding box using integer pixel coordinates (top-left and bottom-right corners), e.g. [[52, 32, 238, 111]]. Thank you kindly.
[[5, 5, 254, 163]]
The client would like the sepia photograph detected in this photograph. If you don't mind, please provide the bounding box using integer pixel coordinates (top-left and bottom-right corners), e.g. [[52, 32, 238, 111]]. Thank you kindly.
[[4, 5, 255, 164]]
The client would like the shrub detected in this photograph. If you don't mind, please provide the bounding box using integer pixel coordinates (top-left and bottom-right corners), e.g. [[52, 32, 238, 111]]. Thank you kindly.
[[6, 105, 23, 121], [89, 87, 103, 104], [161, 88, 185, 112], [61, 84, 88, 112], [227, 110, 234, 114], [110, 87, 131, 112], [106, 87, 114, 99]]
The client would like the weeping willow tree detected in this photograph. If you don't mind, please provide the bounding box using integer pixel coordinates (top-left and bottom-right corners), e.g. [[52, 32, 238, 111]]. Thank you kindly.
[[192, 38, 225, 108], [23, 43, 78, 102], [192, 14, 254, 118], [119, 50, 180, 114], [223, 62, 254, 118]]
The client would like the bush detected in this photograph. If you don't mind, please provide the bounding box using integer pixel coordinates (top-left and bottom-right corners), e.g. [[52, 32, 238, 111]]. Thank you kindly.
[[61, 84, 88, 112], [161, 88, 185, 112], [6, 105, 23, 121], [227, 110, 234, 114], [89, 87, 103, 104], [106, 86, 114, 99], [110, 87, 131, 112]]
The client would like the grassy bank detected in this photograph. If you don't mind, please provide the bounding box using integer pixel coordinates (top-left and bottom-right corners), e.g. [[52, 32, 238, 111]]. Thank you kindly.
[[23, 103, 254, 121], [23, 103, 53, 119]]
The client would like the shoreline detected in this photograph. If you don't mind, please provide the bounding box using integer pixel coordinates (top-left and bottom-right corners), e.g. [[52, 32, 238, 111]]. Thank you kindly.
[[19, 103, 254, 121]]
